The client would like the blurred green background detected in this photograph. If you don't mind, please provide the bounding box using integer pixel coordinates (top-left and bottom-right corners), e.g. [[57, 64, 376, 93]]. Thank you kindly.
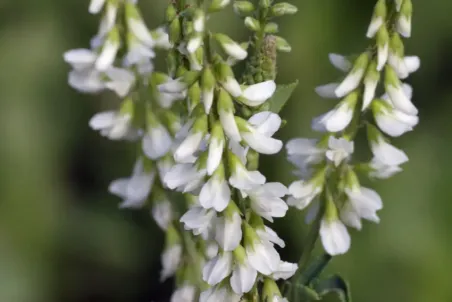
[[1, 0, 452, 301]]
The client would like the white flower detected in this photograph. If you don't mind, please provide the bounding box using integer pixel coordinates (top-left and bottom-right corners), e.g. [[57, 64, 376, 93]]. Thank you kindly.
[[104, 67, 136, 97], [160, 244, 182, 281], [96, 37, 120, 71], [152, 200, 172, 230], [370, 136, 408, 166], [386, 82, 418, 115], [320, 218, 351, 256], [89, 110, 136, 141], [397, 13, 411, 38], [315, 83, 340, 99], [180, 206, 216, 237], [286, 138, 325, 178], [207, 124, 225, 175], [123, 38, 155, 74], [335, 67, 365, 98], [164, 163, 206, 193], [342, 187, 383, 229], [127, 16, 155, 48], [373, 102, 419, 137], [230, 258, 257, 294], [229, 156, 266, 191], [362, 73, 379, 111], [68, 69, 105, 93], [325, 136, 354, 166], [239, 117, 282, 155], [404, 56, 420, 74], [288, 180, 322, 210], [223, 41, 248, 60], [329, 53, 351, 72], [200, 285, 241, 302], [377, 40, 389, 71], [247, 183, 288, 222], [157, 155, 174, 181], [256, 226, 285, 248], [206, 242, 219, 259], [366, 16, 383, 38], [187, 36, 203, 53], [174, 132, 204, 163], [271, 261, 298, 280], [108, 158, 155, 208], [199, 169, 231, 212], [158, 78, 188, 94], [246, 239, 280, 275], [312, 100, 355, 133], [171, 284, 196, 302], [142, 125, 172, 160], [215, 212, 242, 251], [368, 157, 403, 179], [89, 0, 106, 14], [222, 77, 242, 98], [64, 48, 97, 70], [240, 81, 277, 107], [203, 252, 233, 285]]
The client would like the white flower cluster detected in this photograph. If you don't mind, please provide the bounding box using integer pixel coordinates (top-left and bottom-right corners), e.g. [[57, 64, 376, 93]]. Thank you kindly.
[[63, 0, 192, 284], [151, 3, 298, 301], [287, 0, 418, 256]]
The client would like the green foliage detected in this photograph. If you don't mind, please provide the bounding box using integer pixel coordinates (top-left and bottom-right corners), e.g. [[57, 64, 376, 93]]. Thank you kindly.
[[268, 80, 299, 113]]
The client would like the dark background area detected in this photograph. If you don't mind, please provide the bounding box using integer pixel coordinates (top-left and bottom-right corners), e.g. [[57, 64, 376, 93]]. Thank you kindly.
[[1, 0, 452, 301]]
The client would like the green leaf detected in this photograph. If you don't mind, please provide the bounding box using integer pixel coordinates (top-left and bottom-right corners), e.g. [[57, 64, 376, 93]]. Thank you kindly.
[[301, 253, 332, 284], [315, 274, 352, 302], [268, 80, 299, 113]]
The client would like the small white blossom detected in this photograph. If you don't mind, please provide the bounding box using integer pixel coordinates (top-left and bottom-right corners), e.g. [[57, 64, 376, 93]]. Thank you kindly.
[[203, 252, 233, 285], [200, 284, 240, 302], [247, 183, 288, 222], [180, 206, 216, 237], [325, 136, 354, 166], [240, 81, 277, 107], [230, 258, 257, 294], [215, 212, 242, 251], [315, 83, 340, 99], [312, 100, 355, 133], [152, 200, 172, 230], [288, 180, 322, 210], [160, 244, 182, 281], [89, 110, 137, 141], [271, 261, 298, 280], [142, 125, 172, 160], [320, 218, 351, 256], [329, 53, 351, 72], [108, 158, 155, 208], [246, 239, 280, 275], [171, 284, 196, 302]]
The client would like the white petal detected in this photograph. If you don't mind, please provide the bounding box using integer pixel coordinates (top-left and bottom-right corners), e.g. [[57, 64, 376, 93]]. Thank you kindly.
[[246, 241, 280, 275], [362, 78, 378, 111], [320, 219, 351, 256], [203, 89, 215, 114], [89, 0, 106, 14], [64, 49, 97, 70], [199, 178, 231, 212], [159, 78, 187, 93], [222, 78, 242, 98], [329, 53, 351, 72], [256, 226, 285, 248], [377, 43, 389, 71], [68, 69, 105, 93], [174, 132, 204, 163], [387, 85, 418, 115], [248, 111, 282, 137], [95, 41, 119, 71], [224, 43, 248, 60], [404, 56, 420, 74], [207, 138, 224, 175], [142, 126, 172, 160], [313, 104, 354, 133], [371, 139, 408, 166], [241, 81, 276, 106], [152, 200, 172, 230], [397, 15, 411, 38], [271, 261, 298, 280], [242, 128, 282, 155], [202, 252, 233, 285], [128, 19, 154, 47], [160, 245, 182, 281], [180, 206, 216, 236], [335, 69, 365, 98], [108, 178, 129, 199], [89, 111, 116, 130], [366, 17, 383, 38], [230, 261, 257, 294], [104, 67, 136, 97], [187, 36, 203, 53], [219, 110, 242, 142], [215, 213, 242, 251], [315, 83, 340, 99], [171, 285, 196, 302], [229, 166, 266, 191]]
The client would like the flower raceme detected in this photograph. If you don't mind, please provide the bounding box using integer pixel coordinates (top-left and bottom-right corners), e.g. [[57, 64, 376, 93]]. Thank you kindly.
[[286, 0, 417, 256]]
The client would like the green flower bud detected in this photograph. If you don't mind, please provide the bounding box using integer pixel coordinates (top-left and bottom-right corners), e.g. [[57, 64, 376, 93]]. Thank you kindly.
[[264, 22, 278, 34], [244, 17, 261, 32], [169, 18, 181, 44], [270, 2, 298, 17], [165, 4, 178, 23], [274, 36, 291, 52], [209, 0, 231, 12], [233, 1, 255, 16]]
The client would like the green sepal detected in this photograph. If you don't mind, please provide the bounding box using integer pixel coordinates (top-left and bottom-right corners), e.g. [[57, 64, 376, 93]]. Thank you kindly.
[[400, 0, 413, 18], [389, 32, 405, 57], [267, 80, 299, 113], [169, 18, 181, 44], [314, 274, 352, 302], [274, 36, 292, 52], [165, 4, 178, 22], [270, 2, 298, 17]]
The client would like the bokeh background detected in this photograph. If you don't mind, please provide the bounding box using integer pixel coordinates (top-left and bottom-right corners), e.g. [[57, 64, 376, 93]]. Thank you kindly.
[[1, 0, 452, 301]]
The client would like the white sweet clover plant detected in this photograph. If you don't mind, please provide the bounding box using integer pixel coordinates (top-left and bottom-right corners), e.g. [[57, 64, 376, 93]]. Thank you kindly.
[[64, 0, 417, 301]]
